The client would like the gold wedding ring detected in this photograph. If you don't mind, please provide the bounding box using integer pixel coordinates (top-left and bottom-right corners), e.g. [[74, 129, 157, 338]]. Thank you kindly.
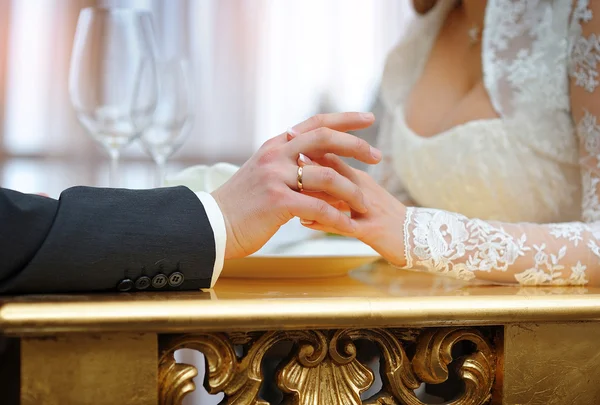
[[297, 166, 304, 192]]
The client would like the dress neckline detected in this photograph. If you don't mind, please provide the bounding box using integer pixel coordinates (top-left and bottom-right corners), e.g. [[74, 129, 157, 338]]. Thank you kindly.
[[398, 104, 503, 143], [402, 0, 501, 141]]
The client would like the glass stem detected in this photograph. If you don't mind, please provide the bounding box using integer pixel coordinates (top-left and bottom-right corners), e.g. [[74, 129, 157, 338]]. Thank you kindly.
[[108, 148, 120, 188], [154, 156, 167, 188]]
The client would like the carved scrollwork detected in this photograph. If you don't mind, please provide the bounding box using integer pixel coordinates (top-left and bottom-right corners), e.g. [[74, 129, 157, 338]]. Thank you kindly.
[[158, 332, 237, 404], [338, 328, 421, 405], [158, 327, 497, 405], [227, 330, 328, 404], [412, 328, 495, 405], [278, 331, 373, 405]]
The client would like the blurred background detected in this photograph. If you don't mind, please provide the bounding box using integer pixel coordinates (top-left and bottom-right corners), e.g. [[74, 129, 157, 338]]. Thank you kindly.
[[0, 0, 412, 196]]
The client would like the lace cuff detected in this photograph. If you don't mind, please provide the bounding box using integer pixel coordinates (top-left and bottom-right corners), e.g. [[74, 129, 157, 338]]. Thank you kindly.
[[398, 207, 595, 286]]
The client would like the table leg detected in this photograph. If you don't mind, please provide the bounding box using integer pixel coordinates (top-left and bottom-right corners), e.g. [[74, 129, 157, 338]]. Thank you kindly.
[[21, 333, 157, 405]]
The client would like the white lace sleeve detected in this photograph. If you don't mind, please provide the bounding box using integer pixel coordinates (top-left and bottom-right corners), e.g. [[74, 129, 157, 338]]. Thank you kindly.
[[396, 0, 600, 286]]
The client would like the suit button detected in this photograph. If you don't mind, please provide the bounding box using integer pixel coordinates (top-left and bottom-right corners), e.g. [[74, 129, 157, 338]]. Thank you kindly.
[[117, 279, 134, 292], [135, 276, 151, 290], [152, 274, 168, 288], [168, 272, 185, 287]]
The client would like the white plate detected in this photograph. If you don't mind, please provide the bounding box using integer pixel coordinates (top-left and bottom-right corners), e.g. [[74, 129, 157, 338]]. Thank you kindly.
[[221, 238, 380, 279]]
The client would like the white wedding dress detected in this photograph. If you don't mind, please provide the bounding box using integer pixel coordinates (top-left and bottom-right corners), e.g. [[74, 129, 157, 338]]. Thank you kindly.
[[373, 0, 600, 285]]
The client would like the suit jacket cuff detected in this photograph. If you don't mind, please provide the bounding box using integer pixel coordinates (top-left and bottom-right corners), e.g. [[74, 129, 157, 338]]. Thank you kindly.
[[195, 192, 226, 287]]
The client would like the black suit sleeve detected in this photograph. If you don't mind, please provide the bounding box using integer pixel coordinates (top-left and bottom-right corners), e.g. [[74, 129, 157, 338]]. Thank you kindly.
[[0, 186, 216, 294]]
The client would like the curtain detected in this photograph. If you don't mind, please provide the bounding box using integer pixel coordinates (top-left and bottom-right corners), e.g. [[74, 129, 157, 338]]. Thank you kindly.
[[0, 0, 410, 167]]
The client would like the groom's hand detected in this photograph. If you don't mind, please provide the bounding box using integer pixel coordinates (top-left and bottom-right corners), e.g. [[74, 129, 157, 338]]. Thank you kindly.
[[211, 112, 379, 260]]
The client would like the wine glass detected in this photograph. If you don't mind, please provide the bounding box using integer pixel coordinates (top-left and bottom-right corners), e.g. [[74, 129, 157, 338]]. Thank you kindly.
[[69, 7, 158, 187], [141, 58, 194, 187]]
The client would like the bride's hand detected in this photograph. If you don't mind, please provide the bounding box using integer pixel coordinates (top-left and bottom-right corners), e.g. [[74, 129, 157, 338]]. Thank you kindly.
[[212, 112, 381, 260], [287, 132, 407, 266]]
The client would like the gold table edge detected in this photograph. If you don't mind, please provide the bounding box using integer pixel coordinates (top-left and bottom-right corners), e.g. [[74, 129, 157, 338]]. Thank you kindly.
[[2, 295, 600, 335]]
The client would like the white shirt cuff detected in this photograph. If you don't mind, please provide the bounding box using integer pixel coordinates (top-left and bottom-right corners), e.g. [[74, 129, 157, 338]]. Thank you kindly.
[[195, 192, 226, 287]]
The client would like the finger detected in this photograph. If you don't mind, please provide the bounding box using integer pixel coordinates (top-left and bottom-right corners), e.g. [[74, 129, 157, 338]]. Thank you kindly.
[[297, 153, 358, 211], [299, 220, 355, 237], [264, 112, 376, 149], [289, 112, 375, 135], [312, 153, 360, 184], [286, 165, 367, 213], [330, 200, 351, 212], [303, 191, 351, 211], [286, 127, 381, 164], [285, 192, 356, 233]]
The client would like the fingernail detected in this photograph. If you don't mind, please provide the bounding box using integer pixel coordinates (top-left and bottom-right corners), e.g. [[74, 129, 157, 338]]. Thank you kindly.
[[298, 153, 313, 166], [287, 127, 298, 139], [300, 219, 314, 225], [370, 146, 382, 160], [361, 112, 374, 120]]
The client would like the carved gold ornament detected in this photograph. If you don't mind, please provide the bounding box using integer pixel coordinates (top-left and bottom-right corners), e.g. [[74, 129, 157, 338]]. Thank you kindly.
[[158, 327, 496, 405]]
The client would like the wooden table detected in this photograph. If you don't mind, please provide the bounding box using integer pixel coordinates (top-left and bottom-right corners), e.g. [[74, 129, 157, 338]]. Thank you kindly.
[[1, 262, 600, 405]]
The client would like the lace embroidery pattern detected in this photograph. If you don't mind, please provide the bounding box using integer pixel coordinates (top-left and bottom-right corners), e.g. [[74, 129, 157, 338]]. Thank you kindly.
[[573, 3, 600, 223], [514, 244, 567, 285], [570, 33, 600, 92], [587, 239, 600, 259], [578, 110, 600, 162], [569, 261, 589, 285], [514, 249, 588, 285], [548, 223, 587, 246], [486, 0, 566, 113], [581, 170, 600, 222], [402, 207, 593, 285], [484, 0, 577, 165], [570, 0, 600, 92], [403, 208, 529, 281]]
